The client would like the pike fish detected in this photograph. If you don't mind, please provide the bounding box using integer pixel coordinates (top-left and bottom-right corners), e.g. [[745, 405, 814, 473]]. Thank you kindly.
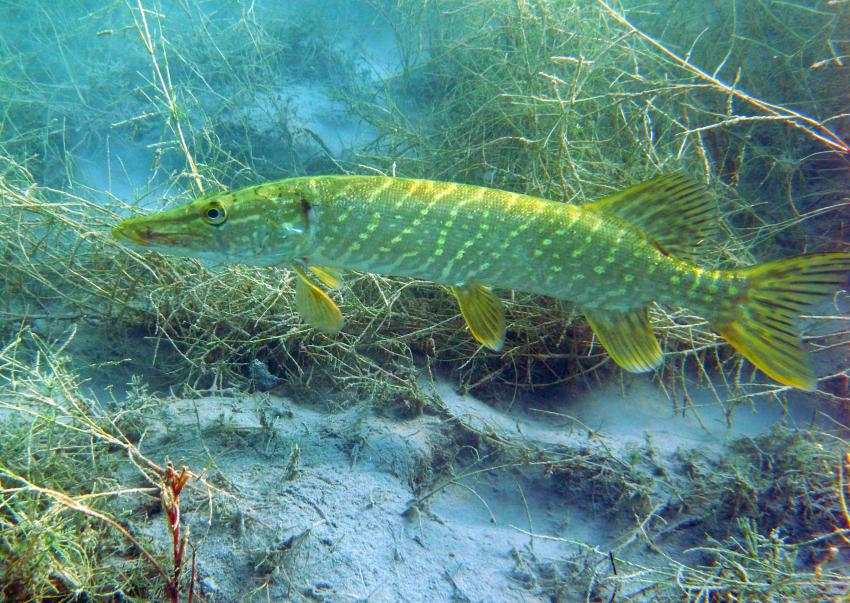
[[112, 174, 850, 390]]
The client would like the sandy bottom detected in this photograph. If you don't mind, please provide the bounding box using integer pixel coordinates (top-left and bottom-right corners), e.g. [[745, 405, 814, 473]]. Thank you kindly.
[[124, 369, 824, 602]]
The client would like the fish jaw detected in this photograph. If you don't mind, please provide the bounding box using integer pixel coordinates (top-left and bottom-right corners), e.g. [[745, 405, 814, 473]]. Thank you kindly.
[[112, 218, 172, 248], [112, 209, 214, 258], [111, 221, 151, 247]]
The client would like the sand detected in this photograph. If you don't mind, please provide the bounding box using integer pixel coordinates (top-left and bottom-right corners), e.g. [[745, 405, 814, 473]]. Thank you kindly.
[[112, 365, 824, 601]]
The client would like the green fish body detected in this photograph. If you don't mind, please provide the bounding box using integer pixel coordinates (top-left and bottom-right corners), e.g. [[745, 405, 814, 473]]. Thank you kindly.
[[113, 174, 850, 390]]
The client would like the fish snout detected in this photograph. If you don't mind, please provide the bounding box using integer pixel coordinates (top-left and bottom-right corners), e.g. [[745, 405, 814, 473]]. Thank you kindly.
[[112, 221, 155, 247]]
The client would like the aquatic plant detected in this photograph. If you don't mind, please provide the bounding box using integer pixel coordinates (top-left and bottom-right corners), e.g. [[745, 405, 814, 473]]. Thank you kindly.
[[1, 0, 848, 599], [0, 328, 206, 600], [161, 462, 196, 603], [349, 0, 850, 394], [3, 0, 848, 400]]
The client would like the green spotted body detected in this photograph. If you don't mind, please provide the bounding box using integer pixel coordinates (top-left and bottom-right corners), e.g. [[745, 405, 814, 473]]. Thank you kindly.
[[113, 174, 850, 390], [289, 176, 731, 314]]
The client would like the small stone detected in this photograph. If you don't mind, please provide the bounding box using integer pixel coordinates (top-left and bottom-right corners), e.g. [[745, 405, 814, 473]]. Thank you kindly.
[[200, 577, 220, 594], [250, 359, 281, 391]]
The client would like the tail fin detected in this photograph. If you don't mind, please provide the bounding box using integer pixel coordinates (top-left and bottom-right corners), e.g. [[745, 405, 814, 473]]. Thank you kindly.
[[712, 252, 850, 390]]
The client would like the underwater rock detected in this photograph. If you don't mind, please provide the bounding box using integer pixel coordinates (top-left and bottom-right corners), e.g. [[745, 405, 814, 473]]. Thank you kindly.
[[249, 358, 281, 391]]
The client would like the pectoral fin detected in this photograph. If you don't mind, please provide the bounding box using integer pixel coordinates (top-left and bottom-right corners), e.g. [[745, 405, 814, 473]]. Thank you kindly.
[[451, 282, 505, 351], [582, 306, 662, 373], [293, 266, 344, 334], [308, 266, 343, 288]]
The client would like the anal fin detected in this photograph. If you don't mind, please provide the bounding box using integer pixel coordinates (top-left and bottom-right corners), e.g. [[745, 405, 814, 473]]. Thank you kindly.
[[293, 265, 344, 334], [451, 281, 506, 351], [582, 306, 662, 373]]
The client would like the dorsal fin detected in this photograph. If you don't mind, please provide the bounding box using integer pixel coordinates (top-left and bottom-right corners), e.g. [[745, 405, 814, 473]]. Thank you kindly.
[[585, 174, 717, 264]]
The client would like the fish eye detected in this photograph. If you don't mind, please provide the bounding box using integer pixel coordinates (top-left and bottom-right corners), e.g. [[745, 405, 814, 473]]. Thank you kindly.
[[201, 201, 227, 226]]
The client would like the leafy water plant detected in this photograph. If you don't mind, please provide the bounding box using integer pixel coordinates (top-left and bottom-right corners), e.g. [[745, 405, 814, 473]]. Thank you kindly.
[[0, 0, 848, 598], [3, 0, 848, 400], [0, 328, 209, 600]]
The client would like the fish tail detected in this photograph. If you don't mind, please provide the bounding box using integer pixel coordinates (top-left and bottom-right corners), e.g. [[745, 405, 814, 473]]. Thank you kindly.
[[711, 252, 850, 390]]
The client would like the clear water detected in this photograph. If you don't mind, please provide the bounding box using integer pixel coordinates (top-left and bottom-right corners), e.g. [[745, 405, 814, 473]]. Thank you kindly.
[[1, 1, 848, 600]]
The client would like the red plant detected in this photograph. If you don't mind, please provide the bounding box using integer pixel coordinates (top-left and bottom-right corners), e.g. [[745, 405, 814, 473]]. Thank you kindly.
[[161, 461, 196, 603]]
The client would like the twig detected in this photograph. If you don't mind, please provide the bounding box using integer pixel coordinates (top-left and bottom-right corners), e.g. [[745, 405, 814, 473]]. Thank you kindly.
[[594, 0, 849, 154], [131, 0, 205, 192]]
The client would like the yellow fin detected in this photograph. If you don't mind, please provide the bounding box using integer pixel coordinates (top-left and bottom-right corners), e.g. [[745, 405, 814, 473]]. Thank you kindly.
[[582, 306, 662, 373], [308, 266, 343, 288], [714, 321, 813, 391], [451, 282, 505, 351], [586, 173, 717, 263], [713, 252, 850, 390], [293, 266, 344, 334]]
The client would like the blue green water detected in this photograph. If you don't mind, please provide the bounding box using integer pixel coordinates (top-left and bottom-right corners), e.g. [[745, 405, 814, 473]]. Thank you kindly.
[[1, 1, 848, 601]]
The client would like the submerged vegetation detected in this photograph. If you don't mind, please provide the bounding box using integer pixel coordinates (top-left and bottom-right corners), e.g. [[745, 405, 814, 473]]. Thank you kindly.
[[2, 0, 848, 394], [1, 0, 848, 599]]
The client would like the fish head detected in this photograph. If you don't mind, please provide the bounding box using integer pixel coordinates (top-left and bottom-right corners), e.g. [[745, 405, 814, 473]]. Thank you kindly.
[[112, 182, 314, 265]]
